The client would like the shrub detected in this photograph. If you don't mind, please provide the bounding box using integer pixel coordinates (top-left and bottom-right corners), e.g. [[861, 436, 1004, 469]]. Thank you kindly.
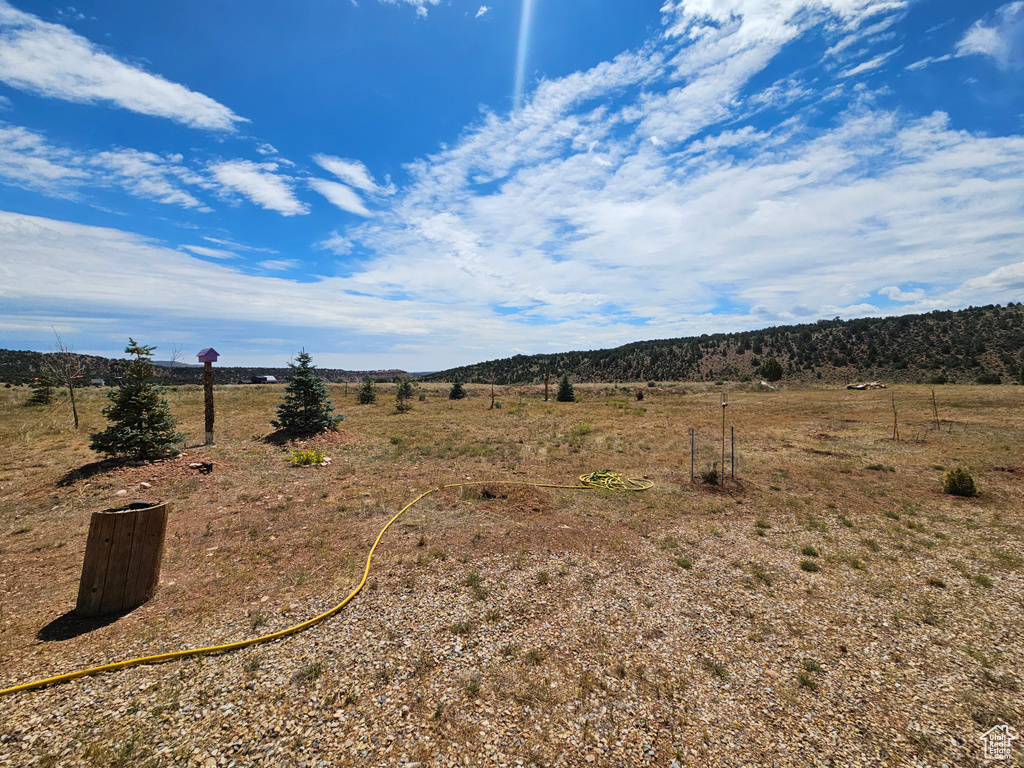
[[271, 350, 342, 435], [89, 339, 183, 460], [942, 467, 977, 497], [800, 560, 820, 572], [700, 464, 719, 485], [556, 374, 575, 402], [288, 448, 327, 466]]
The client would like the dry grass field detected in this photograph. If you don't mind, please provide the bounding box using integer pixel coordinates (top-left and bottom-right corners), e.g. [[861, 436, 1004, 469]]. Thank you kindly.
[[1, 380, 1022, 767]]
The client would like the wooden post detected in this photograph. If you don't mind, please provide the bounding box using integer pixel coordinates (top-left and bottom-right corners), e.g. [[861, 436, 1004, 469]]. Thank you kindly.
[[931, 389, 940, 430], [197, 348, 219, 445], [891, 393, 900, 442], [203, 361, 214, 445], [76, 501, 170, 617], [731, 426, 735, 480], [544, 374, 549, 402], [690, 428, 695, 483], [721, 393, 728, 485]]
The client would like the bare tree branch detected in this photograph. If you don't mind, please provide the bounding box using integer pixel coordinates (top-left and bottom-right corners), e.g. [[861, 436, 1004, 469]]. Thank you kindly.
[[42, 328, 85, 429]]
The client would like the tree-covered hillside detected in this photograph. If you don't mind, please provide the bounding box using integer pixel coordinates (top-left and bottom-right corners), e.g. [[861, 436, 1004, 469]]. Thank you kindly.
[[421, 304, 1024, 385], [0, 348, 409, 387]]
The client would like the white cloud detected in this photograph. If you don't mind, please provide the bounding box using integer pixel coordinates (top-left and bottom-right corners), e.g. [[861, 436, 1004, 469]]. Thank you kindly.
[[376, 0, 439, 18], [183, 244, 237, 259], [91, 148, 207, 209], [476, 6, 489, 18], [317, 231, 354, 255], [956, 1, 1024, 70], [0, 1, 246, 130], [202, 235, 277, 253], [0, 122, 211, 208], [839, 46, 900, 77], [210, 160, 309, 216], [0, 123, 88, 192], [309, 178, 372, 217], [312, 154, 393, 195], [258, 259, 301, 271], [878, 285, 925, 302]]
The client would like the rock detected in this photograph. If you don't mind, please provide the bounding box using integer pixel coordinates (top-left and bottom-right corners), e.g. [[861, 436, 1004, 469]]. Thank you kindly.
[[114, 489, 127, 497]]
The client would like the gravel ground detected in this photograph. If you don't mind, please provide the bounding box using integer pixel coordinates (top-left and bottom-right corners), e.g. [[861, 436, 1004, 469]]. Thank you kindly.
[[3, 489, 1021, 767]]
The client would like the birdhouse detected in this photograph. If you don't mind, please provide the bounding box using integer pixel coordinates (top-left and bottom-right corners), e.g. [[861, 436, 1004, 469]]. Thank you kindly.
[[197, 348, 219, 363]]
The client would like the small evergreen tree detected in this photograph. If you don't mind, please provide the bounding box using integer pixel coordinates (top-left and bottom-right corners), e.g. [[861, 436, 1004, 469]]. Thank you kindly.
[[271, 350, 342, 434], [357, 376, 377, 404], [395, 377, 414, 413], [556, 374, 575, 402], [25, 374, 56, 406], [90, 339, 183, 460], [448, 378, 467, 400]]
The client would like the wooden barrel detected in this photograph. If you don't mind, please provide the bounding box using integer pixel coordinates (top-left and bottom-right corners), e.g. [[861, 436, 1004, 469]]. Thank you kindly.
[[75, 501, 170, 617]]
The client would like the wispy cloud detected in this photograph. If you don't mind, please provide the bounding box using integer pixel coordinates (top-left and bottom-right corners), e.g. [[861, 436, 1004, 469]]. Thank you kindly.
[[91, 148, 208, 209], [956, 1, 1024, 70], [258, 259, 301, 271], [312, 154, 393, 195], [209, 160, 309, 216], [182, 244, 238, 259], [839, 46, 901, 77], [0, 123, 89, 193], [0, 122, 207, 208], [308, 178, 372, 217], [476, 6, 489, 18], [0, 1, 246, 130], [376, 0, 439, 19]]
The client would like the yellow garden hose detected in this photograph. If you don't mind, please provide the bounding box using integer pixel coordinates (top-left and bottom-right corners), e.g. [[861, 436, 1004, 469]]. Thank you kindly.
[[0, 471, 650, 697]]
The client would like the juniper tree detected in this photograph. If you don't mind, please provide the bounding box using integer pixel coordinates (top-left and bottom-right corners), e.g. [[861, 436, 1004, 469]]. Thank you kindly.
[[271, 349, 342, 435], [758, 357, 784, 382], [90, 339, 183, 460], [556, 373, 575, 402]]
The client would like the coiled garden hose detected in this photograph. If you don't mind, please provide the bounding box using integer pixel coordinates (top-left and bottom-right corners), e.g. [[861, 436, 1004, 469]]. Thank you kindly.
[[0, 471, 650, 697]]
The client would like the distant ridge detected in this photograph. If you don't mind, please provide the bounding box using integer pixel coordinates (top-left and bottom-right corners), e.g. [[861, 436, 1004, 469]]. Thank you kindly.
[[0, 349, 411, 386], [421, 304, 1024, 386]]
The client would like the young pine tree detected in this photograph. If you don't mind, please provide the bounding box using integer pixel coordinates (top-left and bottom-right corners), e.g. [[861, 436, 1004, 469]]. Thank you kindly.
[[556, 373, 575, 402], [394, 377, 414, 413], [25, 373, 56, 406], [90, 339, 183, 460], [357, 376, 377, 404], [448, 378, 467, 400], [271, 350, 342, 435]]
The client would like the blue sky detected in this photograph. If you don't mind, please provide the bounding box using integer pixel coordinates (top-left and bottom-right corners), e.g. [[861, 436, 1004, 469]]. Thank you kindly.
[[1, 0, 1022, 371]]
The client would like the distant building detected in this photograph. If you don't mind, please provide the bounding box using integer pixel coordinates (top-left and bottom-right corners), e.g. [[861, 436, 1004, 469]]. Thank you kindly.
[[90, 378, 106, 387], [253, 375, 278, 384]]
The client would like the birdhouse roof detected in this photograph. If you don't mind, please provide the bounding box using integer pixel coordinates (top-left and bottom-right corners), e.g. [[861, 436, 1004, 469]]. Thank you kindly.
[[197, 348, 220, 362]]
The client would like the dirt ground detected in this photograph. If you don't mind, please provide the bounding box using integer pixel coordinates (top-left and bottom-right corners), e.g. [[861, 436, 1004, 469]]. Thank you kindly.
[[1, 381, 1022, 766]]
